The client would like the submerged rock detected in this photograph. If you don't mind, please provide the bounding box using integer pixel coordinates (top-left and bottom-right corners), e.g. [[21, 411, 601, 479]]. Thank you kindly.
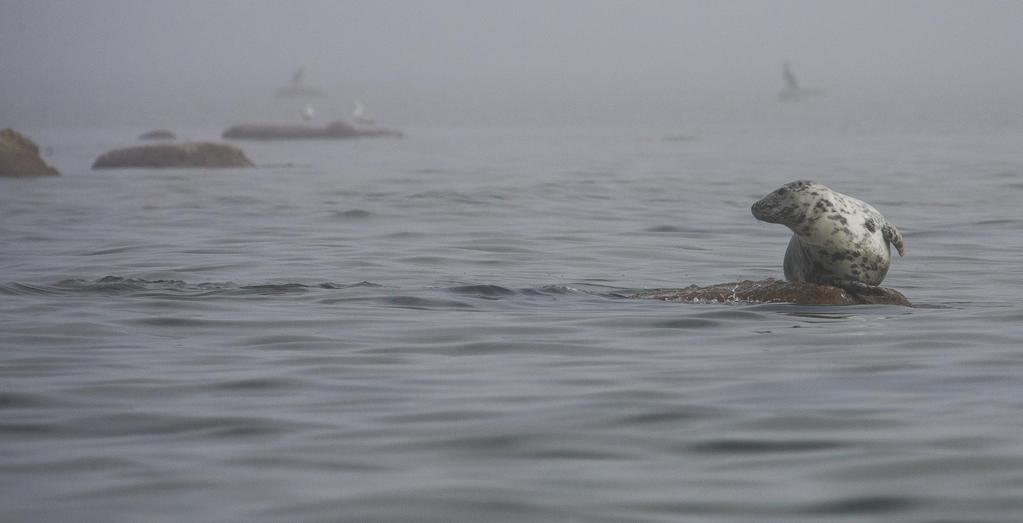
[[222, 119, 402, 140], [631, 278, 911, 306], [0, 128, 60, 177], [137, 129, 176, 141], [92, 142, 254, 169]]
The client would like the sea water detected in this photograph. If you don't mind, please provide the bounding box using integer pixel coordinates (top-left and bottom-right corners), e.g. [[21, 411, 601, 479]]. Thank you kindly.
[[2, 115, 1023, 522]]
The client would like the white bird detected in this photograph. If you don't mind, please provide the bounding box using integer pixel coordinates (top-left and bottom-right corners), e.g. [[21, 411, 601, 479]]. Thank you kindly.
[[353, 100, 375, 126]]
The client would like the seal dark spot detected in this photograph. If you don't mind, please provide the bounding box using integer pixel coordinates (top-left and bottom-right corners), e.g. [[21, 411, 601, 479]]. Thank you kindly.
[[864, 218, 876, 233], [829, 250, 857, 263], [814, 199, 835, 212], [828, 214, 849, 226]]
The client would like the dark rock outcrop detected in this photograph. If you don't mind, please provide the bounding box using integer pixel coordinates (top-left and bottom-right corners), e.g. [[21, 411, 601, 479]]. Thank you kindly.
[[0, 129, 60, 177], [92, 142, 254, 169], [630, 278, 911, 306], [222, 120, 402, 140], [138, 129, 176, 141]]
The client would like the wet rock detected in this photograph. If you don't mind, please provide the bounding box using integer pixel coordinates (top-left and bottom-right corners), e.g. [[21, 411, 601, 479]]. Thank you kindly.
[[222, 120, 402, 140], [630, 278, 911, 306], [0, 128, 60, 177], [137, 129, 176, 141], [92, 142, 254, 169]]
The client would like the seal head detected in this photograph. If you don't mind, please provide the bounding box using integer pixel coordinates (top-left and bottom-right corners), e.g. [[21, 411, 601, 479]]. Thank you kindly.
[[752, 180, 905, 292]]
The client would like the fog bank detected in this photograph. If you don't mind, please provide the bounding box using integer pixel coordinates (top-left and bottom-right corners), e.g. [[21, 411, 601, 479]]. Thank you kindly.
[[3, 0, 1022, 128]]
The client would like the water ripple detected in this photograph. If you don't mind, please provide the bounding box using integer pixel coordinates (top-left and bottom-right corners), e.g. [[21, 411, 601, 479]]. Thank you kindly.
[[0, 276, 383, 298]]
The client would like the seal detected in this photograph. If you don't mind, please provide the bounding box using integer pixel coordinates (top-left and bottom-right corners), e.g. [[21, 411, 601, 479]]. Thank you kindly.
[[751, 180, 905, 293]]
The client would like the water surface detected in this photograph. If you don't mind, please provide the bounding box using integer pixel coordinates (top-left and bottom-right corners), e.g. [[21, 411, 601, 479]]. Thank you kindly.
[[2, 119, 1023, 522]]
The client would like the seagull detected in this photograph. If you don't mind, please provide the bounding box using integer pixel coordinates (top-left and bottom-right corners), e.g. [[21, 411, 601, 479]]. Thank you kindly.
[[353, 100, 375, 126]]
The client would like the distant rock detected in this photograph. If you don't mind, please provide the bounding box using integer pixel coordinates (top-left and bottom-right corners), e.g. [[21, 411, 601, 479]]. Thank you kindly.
[[138, 129, 176, 141], [630, 278, 911, 306], [222, 119, 402, 140], [0, 128, 60, 177], [92, 142, 254, 169]]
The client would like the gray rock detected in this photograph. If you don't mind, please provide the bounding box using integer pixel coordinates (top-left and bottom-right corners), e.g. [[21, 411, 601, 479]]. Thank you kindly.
[[222, 120, 402, 140], [92, 142, 254, 169], [0, 129, 60, 177], [630, 278, 911, 306], [138, 129, 176, 141]]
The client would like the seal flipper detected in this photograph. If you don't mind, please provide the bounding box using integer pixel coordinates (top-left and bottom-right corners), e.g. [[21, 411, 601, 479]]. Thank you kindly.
[[842, 279, 888, 297], [882, 222, 905, 256], [815, 275, 887, 297]]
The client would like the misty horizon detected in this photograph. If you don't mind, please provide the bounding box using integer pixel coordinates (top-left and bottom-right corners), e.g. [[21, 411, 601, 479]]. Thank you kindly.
[[3, 0, 1023, 128]]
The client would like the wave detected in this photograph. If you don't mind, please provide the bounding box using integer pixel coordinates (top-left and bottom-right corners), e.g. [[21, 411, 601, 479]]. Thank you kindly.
[[0, 276, 383, 298], [0, 277, 613, 306]]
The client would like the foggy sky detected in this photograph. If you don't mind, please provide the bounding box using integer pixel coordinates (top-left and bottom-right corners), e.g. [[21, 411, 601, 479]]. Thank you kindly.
[[2, 0, 1022, 128]]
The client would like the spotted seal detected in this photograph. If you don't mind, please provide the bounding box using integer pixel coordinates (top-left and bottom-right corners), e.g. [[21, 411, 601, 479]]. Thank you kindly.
[[751, 180, 905, 293]]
